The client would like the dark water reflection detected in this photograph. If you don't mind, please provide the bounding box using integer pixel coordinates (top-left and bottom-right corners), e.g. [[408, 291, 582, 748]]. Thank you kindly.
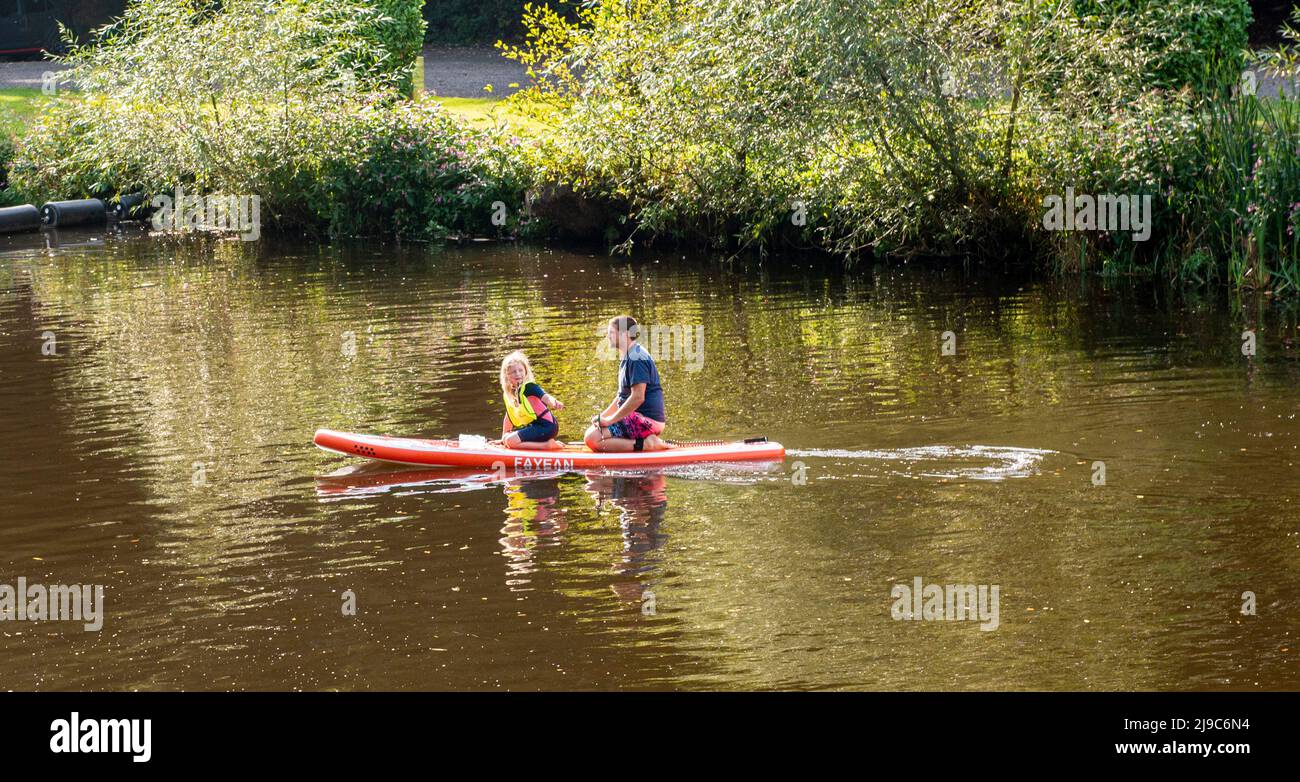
[[0, 227, 1297, 690]]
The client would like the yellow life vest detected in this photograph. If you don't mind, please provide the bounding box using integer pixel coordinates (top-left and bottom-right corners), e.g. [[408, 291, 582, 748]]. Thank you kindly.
[[504, 383, 543, 428]]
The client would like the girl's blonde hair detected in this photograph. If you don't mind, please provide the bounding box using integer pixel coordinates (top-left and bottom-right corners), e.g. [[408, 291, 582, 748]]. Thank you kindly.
[[499, 350, 535, 397]]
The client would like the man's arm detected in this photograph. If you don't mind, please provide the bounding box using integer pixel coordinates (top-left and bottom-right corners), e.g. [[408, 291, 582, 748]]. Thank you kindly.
[[602, 384, 645, 425]]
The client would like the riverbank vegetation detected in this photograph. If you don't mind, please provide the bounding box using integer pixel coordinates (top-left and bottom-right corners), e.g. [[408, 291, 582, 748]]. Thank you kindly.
[[500, 0, 1300, 293], [5, 0, 532, 240], [5, 0, 1300, 294]]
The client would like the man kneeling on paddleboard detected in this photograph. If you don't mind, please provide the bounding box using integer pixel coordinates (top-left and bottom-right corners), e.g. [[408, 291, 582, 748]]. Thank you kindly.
[[585, 315, 674, 453]]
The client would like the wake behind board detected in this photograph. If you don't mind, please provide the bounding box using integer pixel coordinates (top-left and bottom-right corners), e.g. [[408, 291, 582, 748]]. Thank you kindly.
[[313, 429, 785, 469]]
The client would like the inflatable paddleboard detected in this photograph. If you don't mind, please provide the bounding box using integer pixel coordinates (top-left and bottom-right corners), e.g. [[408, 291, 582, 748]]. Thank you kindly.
[[314, 429, 785, 469]]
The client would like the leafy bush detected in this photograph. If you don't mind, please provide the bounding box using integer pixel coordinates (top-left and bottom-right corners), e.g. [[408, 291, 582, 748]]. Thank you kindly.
[[502, 0, 1146, 260], [1041, 7, 1300, 291], [9, 0, 526, 241], [0, 134, 13, 190], [0, 134, 18, 206], [1073, 0, 1252, 94], [308, 101, 533, 239], [12, 0, 378, 207], [299, 0, 427, 94], [1059, 91, 1300, 293], [499, 0, 1298, 292]]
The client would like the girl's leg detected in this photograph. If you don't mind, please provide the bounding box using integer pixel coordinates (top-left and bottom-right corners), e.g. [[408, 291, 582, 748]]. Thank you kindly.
[[502, 433, 563, 450], [503, 424, 563, 450]]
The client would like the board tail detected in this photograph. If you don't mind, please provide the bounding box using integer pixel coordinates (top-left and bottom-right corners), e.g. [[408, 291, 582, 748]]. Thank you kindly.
[[666, 436, 768, 447]]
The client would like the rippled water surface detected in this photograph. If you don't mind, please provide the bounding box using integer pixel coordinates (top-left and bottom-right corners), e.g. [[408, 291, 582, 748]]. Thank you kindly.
[[1, 229, 1297, 690]]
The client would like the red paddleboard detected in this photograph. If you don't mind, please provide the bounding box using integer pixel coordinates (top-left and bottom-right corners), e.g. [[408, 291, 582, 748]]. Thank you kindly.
[[313, 429, 785, 470]]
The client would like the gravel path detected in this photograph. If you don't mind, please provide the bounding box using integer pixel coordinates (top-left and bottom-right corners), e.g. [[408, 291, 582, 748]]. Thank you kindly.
[[0, 59, 58, 91], [0, 45, 528, 97], [419, 45, 528, 98]]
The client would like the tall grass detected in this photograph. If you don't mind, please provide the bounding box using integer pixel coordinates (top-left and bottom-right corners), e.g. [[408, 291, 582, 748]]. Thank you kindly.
[[1146, 91, 1300, 293]]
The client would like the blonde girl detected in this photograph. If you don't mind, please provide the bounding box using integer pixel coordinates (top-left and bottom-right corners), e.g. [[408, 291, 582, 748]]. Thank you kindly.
[[499, 351, 564, 450]]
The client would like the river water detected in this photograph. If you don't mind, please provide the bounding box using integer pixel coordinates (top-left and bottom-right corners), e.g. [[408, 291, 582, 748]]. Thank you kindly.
[[1, 228, 1297, 690]]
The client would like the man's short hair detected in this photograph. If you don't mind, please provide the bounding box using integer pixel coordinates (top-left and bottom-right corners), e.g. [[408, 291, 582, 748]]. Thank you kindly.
[[610, 315, 640, 340]]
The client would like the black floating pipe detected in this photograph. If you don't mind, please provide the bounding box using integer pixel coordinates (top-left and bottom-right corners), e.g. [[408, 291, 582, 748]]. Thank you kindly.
[[0, 205, 42, 234], [111, 194, 151, 221], [41, 199, 108, 228]]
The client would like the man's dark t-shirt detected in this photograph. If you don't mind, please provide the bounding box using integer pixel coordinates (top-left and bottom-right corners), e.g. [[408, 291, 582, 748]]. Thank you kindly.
[[618, 342, 666, 422]]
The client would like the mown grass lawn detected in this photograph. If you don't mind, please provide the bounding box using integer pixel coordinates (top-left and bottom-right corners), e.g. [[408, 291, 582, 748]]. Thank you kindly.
[[0, 88, 50, 138], [431, 94, 551, 137], [1, 88, 548, 139]]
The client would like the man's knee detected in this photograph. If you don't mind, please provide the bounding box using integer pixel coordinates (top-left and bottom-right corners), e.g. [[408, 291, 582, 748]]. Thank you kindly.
[[583, 426, 601, 449]]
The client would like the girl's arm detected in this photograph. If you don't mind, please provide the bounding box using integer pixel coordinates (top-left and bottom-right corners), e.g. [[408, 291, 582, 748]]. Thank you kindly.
[[502, 414, 512, 437], [542, 393, 564, 411]]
